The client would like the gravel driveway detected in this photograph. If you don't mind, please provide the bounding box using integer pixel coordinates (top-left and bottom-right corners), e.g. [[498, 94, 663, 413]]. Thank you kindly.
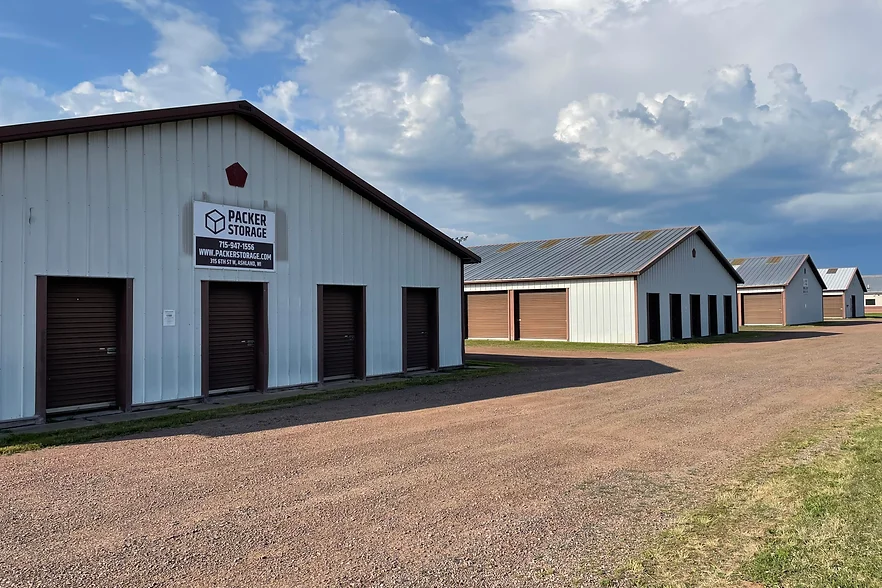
[[3, 321, 882, 587]]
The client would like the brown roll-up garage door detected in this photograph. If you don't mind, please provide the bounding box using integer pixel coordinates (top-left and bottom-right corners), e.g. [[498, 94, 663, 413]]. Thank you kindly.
[[466, 292, 509, 339], [46, 278, 122, 411], [208, 282, 259, 393], [823, 295, 844, 319], [404, 288, 438, 371], [321, 286, 364, 381], [517, 290, 568, 340], [742, 293, 784, 325]]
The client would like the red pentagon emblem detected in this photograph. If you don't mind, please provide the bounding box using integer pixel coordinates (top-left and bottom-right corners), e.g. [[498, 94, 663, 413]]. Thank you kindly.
[[225, 162, 248, 188]]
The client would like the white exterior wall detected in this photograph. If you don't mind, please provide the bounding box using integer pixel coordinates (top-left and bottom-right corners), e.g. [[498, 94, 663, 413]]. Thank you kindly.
[[637, 233, 739, 343], [464, 277, 637, 344], [0, 115, 463, 422], [844, 277, 866, 318], [784, 261, 824, 325]]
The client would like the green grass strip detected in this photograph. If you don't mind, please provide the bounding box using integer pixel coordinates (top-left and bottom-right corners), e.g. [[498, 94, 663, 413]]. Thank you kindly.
[[0, 361, 516, 456], [611, 392, 882, 587]]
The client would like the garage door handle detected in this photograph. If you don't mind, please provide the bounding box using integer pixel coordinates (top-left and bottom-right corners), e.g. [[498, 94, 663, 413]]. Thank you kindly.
[[99, 347, 117, 356], [242, 340, 255, 347]]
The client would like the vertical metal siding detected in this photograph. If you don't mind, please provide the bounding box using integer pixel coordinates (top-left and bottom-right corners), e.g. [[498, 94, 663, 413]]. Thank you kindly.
[[637, 233, 739, 343], [0, 115, 462, 421], [465, 277, 636, 344], [785, 261, 824, 325], [845, 277, 866, 318]]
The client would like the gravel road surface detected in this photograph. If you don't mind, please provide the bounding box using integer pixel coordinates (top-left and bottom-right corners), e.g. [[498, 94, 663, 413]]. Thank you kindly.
[[3, 321, 881, 587]]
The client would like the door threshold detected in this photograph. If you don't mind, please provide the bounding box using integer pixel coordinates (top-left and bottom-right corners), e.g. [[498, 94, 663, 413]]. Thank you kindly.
[[46, 402, 117, 417], [209, 386, 256, 396]]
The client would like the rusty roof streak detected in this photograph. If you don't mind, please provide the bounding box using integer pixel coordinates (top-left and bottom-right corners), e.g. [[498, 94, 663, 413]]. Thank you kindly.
[[539, 239, 562, 250], [583, 235, 610, 246], [497, 243, 520, 253], [634, 230, 660, 242], [767, 256, 783, 264], [0, 100, 480, 264]]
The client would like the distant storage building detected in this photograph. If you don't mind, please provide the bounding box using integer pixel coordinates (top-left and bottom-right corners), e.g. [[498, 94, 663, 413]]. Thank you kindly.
[[864, 275, 882, 315], [730, 255, 824, 326], [818, 268, 867, 319], [0, 101, 479, 426], [464, 226, 742, 344]]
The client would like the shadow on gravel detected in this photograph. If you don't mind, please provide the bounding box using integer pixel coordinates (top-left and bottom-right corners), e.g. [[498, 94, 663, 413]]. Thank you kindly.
[[819, 320, 882, 327], [726, 330, 838, 343], [131, 356, 681, 441]]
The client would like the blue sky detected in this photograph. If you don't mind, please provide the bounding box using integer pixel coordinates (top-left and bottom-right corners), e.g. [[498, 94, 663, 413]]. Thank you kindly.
[[2, 0, 882, 272]]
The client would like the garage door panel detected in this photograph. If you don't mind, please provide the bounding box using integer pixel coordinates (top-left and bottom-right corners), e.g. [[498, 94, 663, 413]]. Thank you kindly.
[[46, 278, 122, 411], [517, 290, 568, 341], [208, 282, 258, 392], [467, 292, 509, 339], [823, 295, 844, 319], [405, 288, 435, 371], [742, 293, 783, 326], [322, 286, 360, 380]]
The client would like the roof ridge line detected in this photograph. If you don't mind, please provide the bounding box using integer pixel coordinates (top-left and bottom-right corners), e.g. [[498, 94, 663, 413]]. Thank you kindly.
[[471, 225, 699, 250]]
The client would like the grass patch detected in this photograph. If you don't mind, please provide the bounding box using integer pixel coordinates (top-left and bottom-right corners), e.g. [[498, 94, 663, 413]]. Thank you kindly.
[[0, 361, 516, 456], [866, 313, 882, 319], [611, 391, 882, 587], [467, 331, 771, 353]]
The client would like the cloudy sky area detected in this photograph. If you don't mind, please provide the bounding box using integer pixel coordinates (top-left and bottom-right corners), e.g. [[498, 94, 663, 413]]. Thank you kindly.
[[2, 0, 882, 269]]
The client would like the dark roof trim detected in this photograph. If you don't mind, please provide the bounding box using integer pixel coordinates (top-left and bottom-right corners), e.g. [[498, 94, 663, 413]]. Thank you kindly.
[[783, 254, 825, 289], [855, 268, 868, 293], [0, 100, 480, 263], [635, 226, 744, 283]]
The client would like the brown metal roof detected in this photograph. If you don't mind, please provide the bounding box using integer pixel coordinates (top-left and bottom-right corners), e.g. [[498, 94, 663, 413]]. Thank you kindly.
[[0, 100, 480, 264]]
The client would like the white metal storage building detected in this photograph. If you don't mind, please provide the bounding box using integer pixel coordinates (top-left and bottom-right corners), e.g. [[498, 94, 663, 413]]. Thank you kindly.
[[464, 226, 742, 345], [0, 101, 479, 425], [730, 255, 824, 326], [864, 275, 882, 315], [819, 267, 867, 319]]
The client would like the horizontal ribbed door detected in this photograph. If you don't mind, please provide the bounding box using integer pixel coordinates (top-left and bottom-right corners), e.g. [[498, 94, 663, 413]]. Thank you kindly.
[[466, 292, 509, 339], [46, 278, 120, 410], [405, 288, 434, 371], [208, 282, 258, 392], [742, 293, 784, 325], [823, 295, 844, 319], [322, 287, 359, 380], [517, 290, 568, 340]]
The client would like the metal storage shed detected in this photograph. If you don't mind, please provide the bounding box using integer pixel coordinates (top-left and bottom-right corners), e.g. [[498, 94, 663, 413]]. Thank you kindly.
[[818, 268, 867, 319], [464, 226, 742, 344], [864, 275, 882, 315], [730, 255, 825, 326], [0, 101, 480, 426]]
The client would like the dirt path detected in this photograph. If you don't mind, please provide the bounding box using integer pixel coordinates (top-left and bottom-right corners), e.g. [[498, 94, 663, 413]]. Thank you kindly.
[[3, 322, 882, 587]]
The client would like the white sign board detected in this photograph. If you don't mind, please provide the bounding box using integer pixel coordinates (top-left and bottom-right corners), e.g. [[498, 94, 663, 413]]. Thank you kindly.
[[193, 201, 276, 271], [163, 309, 176, 327]]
